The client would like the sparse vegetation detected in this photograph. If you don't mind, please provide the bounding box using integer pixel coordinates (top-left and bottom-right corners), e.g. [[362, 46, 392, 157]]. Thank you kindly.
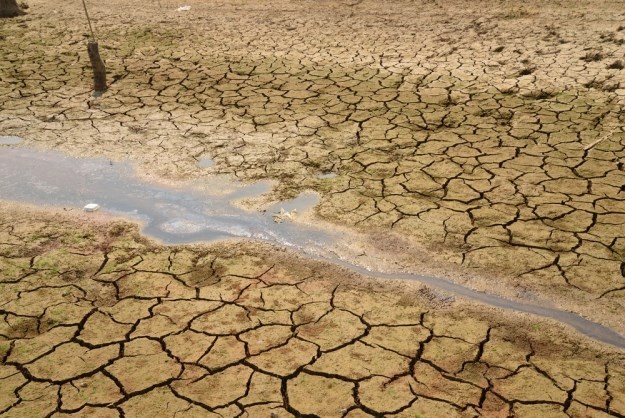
[[518, 66, 536, 76], [499, 6, 532, 19], [544, 24, 559, 38], [523, 89, 556, 100], [600, 32, 625, 45], [583, 78, 620, 92], [580, 51, 605, 62]]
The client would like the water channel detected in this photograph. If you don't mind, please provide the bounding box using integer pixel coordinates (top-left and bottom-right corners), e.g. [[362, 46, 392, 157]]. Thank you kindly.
[[1, 144, 624, 349]]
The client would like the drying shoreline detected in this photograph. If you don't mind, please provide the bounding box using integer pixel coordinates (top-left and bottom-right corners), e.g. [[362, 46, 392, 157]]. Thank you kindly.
[[1, 201, 624, 417], [2, 145, 625, 349], [1, 0, 625, 415]]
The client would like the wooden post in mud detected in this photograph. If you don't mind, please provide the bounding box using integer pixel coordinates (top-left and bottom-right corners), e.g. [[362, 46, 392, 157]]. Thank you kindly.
[[87, 41, 107, 93], [82, 0, 107, 93], [0, 0, 23, 18]]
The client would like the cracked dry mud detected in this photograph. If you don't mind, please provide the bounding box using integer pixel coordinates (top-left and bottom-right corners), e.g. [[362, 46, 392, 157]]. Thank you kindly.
[[1, 0, 625, 331], [1, 0, 625, 416], [1, 205, 625, 418]]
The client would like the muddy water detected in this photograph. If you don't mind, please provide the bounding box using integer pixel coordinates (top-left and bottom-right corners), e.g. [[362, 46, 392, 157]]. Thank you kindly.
[[196, 157, 214, 168], [318, 172, 337, 179], [325, 258, 625, 349], [1, 147, 625, 349], [0, 136, 22, 145], [0, 148, 330, 248]]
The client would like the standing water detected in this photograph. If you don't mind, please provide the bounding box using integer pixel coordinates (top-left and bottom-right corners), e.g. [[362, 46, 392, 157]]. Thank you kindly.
[[0, 136, 22, 145], [1, 146, 624, 349], [0, 148, 327, 248]]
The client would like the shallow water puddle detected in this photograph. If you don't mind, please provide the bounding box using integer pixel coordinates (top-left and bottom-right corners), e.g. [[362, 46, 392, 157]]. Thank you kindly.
[[267, 192, 320, 214], [0, 136, 22, 145], [196, 157, 214, 168], [0, 148, 328, 249], [318, 172, 337, 179], [1, 146, 625, 348]]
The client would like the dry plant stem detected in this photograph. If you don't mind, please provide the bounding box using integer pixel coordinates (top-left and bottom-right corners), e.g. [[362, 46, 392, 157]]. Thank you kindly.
[[584, 128, 617, 151]]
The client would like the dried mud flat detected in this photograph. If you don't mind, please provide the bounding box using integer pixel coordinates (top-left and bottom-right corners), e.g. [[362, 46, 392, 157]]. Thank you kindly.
[[1, 204, 625, 418], [1, 0, 625, 416]]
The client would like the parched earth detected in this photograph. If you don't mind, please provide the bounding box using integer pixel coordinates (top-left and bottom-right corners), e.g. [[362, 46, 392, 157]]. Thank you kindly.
[[1, 0, 625, 416], [1, 0, 625, 329], [1, 204, 625, 418]]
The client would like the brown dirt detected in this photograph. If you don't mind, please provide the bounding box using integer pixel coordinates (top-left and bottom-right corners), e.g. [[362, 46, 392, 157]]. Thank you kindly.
[[1, 202, 625, 417], [1, 0, 624, 332], [1, 0, 625, 416]]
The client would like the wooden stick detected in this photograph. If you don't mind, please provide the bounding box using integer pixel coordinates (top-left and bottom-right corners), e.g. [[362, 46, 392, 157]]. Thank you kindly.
[[81, 0, 96, 41], [87, 40, 107, 92], [584, 128, 617, 151]]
